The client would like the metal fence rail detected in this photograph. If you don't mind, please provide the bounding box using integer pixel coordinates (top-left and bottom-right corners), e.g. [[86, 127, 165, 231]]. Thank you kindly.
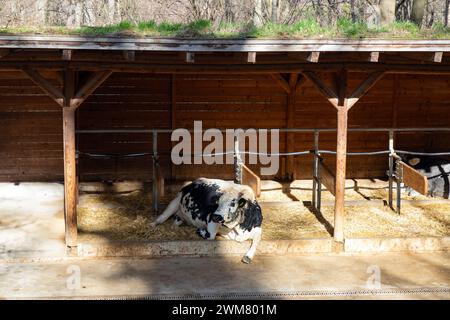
[[75, 127, 450, 213]]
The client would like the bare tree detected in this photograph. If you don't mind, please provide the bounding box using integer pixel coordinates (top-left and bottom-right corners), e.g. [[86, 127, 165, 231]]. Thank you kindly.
[[379, 0, 396, 25], [271, 0, 278, 23], [411, 0, 426, 26], [444, 0, 450, 27]]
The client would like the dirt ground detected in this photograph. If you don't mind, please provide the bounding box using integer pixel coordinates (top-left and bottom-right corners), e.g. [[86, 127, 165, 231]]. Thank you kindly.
[[76, 179, 450, 243]]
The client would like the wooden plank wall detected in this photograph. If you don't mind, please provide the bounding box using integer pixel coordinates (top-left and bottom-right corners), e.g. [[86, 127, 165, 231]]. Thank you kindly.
[[1, 71, 449, 182], [0, 71, 63, 181]]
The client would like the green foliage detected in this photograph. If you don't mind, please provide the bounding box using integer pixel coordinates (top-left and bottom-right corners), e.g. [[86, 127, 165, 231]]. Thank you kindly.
[[337, 18, 369, 38], [137, 20, 157, 31], [1, 19, 450, 39]]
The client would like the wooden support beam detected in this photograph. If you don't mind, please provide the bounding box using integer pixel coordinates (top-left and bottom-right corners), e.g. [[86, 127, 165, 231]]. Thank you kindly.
[[285, 73, 299, 179], [23, 68, 112, 251], [347, 71, 385, 109], [336, 70, 347, 107], [247, 52, 256, 63], [22, 68, 64, 106], [63, 107, 77, 248], [170, 74, 176, 180], [271, 73, 291, 94], [432, 52, 443, 63], [334, 105, 347, 242], [302, 71, 339, 109], [369, 52, 379, 62], [6, 61, 450, 74], [288, 72, 299, 88], [186, 52, 195, 63], [307, 51, 320, 63], [62, 49, 72, 61], [293, 75, 307, 94], [305, 69, 383, 243], [70, 71, 112, 109], [123, 50, 135, 61], [62, 69, 77, 249]]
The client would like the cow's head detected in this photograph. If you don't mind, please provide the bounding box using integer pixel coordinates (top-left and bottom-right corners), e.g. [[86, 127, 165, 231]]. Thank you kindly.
[[210, 185, 258, 228], [399, 154, 421, 167]]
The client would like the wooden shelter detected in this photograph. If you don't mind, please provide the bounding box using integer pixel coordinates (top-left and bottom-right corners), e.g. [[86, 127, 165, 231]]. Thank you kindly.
[[1, 36, 449, 251]]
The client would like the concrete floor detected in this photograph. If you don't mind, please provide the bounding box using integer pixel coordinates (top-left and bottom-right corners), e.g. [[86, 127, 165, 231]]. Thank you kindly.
[[0, 183, 66, 260], [0, 252, 449, 299], [1, 182, 449, 299]]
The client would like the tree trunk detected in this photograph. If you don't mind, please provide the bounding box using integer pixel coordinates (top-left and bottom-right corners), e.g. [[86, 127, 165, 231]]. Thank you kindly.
[[253, 0, 263, 26], [410, 0, 426, 26], [350, 0, 356, 23], [379, 0, 396, 25], [271, 0, 278, 23], [224, 0, 234, 23], [107, 0, 116, 24], [444, 0, 450, 27], [35, 0, 47, 26]]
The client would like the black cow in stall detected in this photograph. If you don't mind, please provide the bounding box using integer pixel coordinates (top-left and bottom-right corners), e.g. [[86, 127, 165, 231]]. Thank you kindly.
[[401, 155, 450, 199], [150, 178, 263, 263]]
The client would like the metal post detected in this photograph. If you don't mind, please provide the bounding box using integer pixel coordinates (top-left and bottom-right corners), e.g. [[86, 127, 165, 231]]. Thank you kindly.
[[152, 130, 159, 214], [396, 161, 402, 214], [312, 131, 319, 209], [317, 157, 322, 212], [388, 130, 394, 208], [234, 134, 243, 184]]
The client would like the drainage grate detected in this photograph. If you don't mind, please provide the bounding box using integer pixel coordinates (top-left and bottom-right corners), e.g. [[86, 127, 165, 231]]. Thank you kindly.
[[65, 287, 450, 300]]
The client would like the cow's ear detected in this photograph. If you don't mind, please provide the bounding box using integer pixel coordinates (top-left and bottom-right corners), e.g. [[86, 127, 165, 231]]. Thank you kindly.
[[408, 158, 421, 166], [238, 197, 247, 208]]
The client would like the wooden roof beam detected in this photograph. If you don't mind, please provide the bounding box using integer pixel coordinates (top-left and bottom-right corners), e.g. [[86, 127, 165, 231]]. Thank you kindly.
[[7, 61, 450, 74], [432, 52, 443, 63], [62, 49, 72, 61], [369, 52, 379, 62], [247, 52, 256, 63], [302, 71, 339, 109], [70, 71, 112, 109], [22, 68, 64, 106], [186, 52, 195, 63], [271, 73, 291, 94], [289, 73, 298, 89], [307, 52, 320, 63], [347, 71, 385, 110]]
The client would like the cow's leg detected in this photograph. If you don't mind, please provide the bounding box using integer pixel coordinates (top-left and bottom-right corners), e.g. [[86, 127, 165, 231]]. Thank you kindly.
[[242, 227, 262, 264], [150, 193, 181, 227], [205, 221, 219, 240], [196, 222, 219, 240], [171, 215, 183, 229]]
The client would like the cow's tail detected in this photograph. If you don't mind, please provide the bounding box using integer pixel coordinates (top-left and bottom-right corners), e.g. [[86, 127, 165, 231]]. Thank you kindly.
[[150, 192, 182, 227]]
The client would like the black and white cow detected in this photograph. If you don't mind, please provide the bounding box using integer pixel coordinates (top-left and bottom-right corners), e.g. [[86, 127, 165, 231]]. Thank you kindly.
[[150, 178, 263, 263], [401, 155, 450, 199]]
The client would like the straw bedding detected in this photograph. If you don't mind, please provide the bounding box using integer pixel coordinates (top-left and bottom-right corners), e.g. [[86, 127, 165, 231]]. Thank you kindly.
[[77, 180, 450, 243]]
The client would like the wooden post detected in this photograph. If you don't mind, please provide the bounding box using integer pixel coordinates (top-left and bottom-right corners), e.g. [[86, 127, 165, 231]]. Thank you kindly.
[[334, 106, 347, 242], [170, 74, 176, 180], [63, 70, 77, 249], [285, 73, 303, 180], [22, 68, 112, 252], [63, 108, 77, 248], [303, 70, 384, 243]]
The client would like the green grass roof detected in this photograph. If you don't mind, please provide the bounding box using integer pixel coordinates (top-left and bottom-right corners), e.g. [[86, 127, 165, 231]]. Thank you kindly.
[[1, 19, 450, 40]]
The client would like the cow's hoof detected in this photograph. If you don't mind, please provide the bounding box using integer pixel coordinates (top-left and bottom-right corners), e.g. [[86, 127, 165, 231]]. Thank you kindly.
[[196, 228, 210, 239], [150, 222, 158, 228], [241, 256, 252, 264]]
